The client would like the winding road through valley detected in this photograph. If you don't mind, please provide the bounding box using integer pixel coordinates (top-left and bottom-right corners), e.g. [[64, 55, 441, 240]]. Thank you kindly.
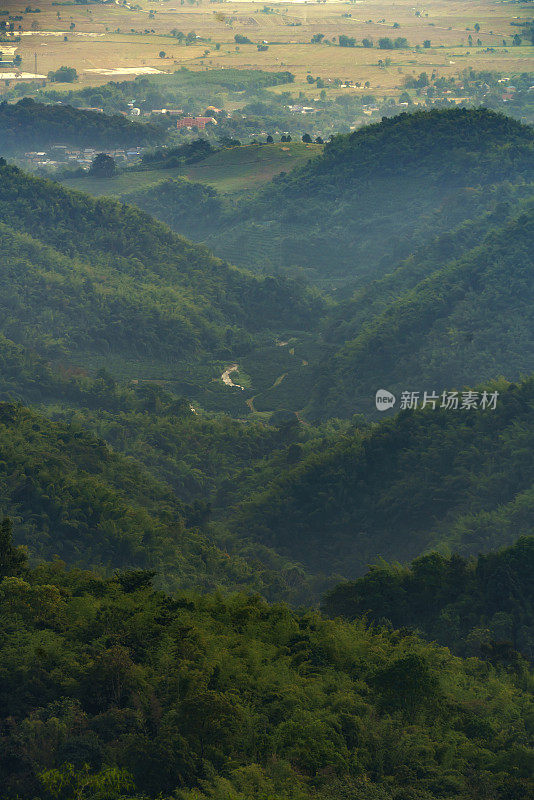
[[221, 364, 245, 390]]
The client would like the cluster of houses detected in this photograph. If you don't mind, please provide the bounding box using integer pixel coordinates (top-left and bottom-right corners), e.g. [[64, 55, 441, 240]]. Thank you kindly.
[[496, 83, 525, 102], [23, 143, 144, 170], [123, 102, 225, 130]]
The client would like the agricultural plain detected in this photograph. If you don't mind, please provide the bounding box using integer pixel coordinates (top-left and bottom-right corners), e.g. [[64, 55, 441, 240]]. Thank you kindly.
[[2, 0, 532, 105]]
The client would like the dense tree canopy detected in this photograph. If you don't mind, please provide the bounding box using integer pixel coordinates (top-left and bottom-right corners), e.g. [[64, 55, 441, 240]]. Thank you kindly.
[[0, 102, 532, 800], [232, 377, 534, 576], [0, 401, 321, 600], [310, 207, 534, 418], [0, 98, 165, 154], [324, 536, 534, 663], [0, 528, 532, 800], [0, 163, 321, 383]]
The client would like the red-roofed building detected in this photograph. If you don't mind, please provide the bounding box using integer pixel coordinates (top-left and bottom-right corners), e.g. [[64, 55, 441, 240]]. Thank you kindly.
[[176, 116, 217, 130]]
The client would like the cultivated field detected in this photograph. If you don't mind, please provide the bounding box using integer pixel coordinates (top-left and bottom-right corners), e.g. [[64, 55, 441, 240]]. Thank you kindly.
[[2, 0, 532, 102]]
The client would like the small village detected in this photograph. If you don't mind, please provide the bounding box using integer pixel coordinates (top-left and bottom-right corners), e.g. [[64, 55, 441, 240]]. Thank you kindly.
[[22, 143, 145, 170]]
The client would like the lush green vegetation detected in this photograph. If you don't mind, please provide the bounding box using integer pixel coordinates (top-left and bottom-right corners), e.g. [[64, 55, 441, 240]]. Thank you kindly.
[[52, 111, 534, 424], [324, 537, 534, 663], [0, 98, 165, 154], [126, 177, 224, 240], [0, 400, 327, 602], [158, 109, 534, 284], [232, 377, 534, 577], [139, 138, 213, 168], [1, 527, 532, 800], [310, 206, 534, 418], [0, 106, 533, 800], [51, 111, 534, 427], [0, 402, 187, 569], [319, 190, 529, 343], [0, 163, 321, 392], [52, 402, 335, 509]]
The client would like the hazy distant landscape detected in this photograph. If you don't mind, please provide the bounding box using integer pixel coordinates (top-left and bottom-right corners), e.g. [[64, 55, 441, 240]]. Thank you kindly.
[[0, 0, 533, 799]]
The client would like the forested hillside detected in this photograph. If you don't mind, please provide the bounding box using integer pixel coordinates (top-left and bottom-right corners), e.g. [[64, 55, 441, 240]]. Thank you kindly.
[[1, 530, 532, 800], [0, 402, 186, 569], [41, 110, 534, 424], [0, 401, 321, 600], [324, 537, 534, 663], [232, 377, 534, 577], [0, 98, 533, 800], [0, 163, 321, 402], [310, 206, 534, 418], [319, 194, 524, 343], [0, 98, 166, 154], [139, 109, 534, 284], [54, 401, 342, 509], [2, 156, 534, 591], [125, 176, 227, 240]]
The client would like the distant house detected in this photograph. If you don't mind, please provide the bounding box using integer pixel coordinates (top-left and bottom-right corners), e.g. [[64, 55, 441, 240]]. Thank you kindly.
[[176, 117, 196, 129], [288, 105, 316, 114], [176, 116, 217, 130], [152, 108, 184, 116]]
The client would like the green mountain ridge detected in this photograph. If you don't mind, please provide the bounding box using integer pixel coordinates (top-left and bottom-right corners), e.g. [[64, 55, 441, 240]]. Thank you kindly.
[[0, 102, 532, 800], [0, 401, 320, 600], [0, 163, 322, 413], [231, 377, 534, 577], [127, 109, 534, 285], [41, 110, 534, 424], [320, 188, 530, 339], [310, 207, 534, 418]]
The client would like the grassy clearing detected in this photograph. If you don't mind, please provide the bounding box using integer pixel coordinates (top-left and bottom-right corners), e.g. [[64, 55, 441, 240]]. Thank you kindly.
[[60, 141, 323, 197], [61, 166, 189, 197], [183, 140, 322, 192]]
